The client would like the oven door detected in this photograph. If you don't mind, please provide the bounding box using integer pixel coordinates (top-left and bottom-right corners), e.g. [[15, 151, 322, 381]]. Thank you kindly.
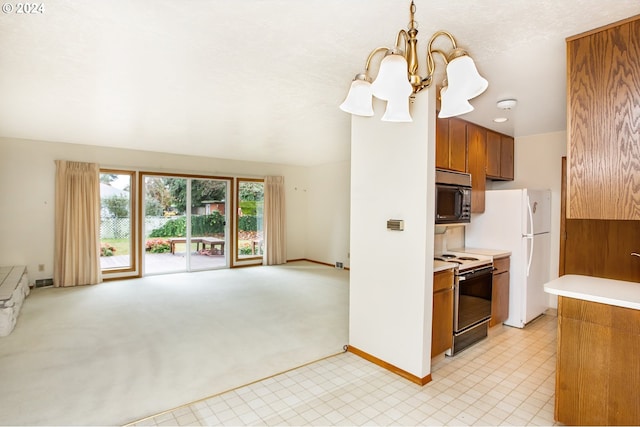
[[435, 184, 471, 224], [454, 266, 493, 332]]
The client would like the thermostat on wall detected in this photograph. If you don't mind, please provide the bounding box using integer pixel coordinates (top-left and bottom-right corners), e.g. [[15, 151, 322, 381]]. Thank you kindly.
[[387, 219, 404, 231]]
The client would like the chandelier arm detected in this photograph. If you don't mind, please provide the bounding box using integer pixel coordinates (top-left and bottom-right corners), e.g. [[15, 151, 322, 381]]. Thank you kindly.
[[395, 29, 409, 55], [364, 46, 392, 72], [427, 48, 450, 77]]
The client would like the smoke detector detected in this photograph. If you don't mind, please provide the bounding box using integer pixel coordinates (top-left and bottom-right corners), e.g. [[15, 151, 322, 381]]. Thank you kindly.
[[497, 99, 517, 110]]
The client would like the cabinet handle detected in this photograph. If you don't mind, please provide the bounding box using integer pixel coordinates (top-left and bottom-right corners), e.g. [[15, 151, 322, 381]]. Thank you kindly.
[[632, 253, 640, 258]]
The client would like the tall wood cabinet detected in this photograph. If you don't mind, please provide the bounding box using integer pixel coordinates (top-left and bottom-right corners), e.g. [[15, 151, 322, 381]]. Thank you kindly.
[[567, 15, 640, 220], [466, 124, 487, 213]]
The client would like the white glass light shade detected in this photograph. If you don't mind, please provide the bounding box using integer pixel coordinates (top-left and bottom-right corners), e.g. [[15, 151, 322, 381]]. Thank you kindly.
[[339, 79, 374, 116], [381, 94, 413, 122], [370, 53, 412, 101], [438, 86, 474, 118], [445, 55, 488, 101]]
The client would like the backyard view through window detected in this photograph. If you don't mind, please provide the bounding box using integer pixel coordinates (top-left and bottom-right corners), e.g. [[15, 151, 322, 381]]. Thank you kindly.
[[100, 172, 262, 275], [143, 175, 229, 275], [100, 171, 134, 272], [237, 179, 264, 260]]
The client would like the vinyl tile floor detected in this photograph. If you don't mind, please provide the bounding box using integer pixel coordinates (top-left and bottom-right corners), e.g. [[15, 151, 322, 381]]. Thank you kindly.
[[130, 312, 559, 426]]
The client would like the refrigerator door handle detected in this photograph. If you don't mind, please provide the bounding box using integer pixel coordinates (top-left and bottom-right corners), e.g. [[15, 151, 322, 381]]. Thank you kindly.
[[526, 194, 535, 236], [525, 234, 534, 277], [524, 194, 535, 277]]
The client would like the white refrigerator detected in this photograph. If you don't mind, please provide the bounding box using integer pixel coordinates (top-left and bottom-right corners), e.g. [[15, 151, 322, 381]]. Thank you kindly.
[[464, 189, 551, 328]]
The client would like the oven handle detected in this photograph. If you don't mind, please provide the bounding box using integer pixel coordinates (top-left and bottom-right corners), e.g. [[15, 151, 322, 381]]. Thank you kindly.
[[457, 265, 493, 280]]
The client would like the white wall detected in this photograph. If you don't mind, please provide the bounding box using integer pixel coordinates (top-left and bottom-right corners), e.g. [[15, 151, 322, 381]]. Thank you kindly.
[[0, 137, 314, 281], [349, 93, 436, 379], [487, 130, 567, 308], [306, 160, 351, 268]]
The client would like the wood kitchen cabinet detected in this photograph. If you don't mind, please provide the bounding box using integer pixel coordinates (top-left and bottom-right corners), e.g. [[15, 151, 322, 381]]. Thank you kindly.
[[431, 268, 454, 357], [466, 124, 487, 213], [566, 16, 640, 219], [486, 131, 514, 181], [490, 256, 510, 327], [435, 117, 467, 173], [436, 116, 513, 214], [555, 296, 640, 425]]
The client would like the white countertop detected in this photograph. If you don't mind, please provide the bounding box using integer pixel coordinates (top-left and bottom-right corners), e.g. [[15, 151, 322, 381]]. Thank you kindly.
[[448, 247, 512, 259], [434, 260, 457, 273], [544, 274, 640, 311]]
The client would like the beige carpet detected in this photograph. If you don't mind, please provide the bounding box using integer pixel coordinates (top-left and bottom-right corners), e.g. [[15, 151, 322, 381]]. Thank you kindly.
[[0, 261, 349, 426]]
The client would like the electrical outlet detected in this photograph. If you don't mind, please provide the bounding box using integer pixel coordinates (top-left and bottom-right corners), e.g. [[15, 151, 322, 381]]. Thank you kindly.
[[335, 262, 344, 269], [38, 264, 44, 272]]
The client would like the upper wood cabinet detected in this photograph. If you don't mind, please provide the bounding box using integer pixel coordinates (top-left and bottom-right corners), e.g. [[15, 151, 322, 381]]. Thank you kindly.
[[466, 124, 487, 213], [486, 131, 514, 181], [435, 117, 467, 173], [435, 115, 513, 214], [567, 16, 640, 219]]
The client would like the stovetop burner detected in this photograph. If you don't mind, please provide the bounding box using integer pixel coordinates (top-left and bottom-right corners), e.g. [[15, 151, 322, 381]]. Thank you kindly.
[[434, 251, 493, 273]]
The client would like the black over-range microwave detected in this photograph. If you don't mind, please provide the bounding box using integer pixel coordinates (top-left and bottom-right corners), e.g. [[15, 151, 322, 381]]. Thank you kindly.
[[435, 169, 472, 224]]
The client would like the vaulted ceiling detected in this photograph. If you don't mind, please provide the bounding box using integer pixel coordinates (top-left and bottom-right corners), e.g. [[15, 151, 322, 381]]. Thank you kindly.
[[1, 1, 639, 166]]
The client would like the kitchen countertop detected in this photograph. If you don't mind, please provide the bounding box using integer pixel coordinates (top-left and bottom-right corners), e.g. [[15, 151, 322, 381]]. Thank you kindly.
[[434, 260, 457, 273], [544, 274, 640, 311], [448, 247, 512, 259]]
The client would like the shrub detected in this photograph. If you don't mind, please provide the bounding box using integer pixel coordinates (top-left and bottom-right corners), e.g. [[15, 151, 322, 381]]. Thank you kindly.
[[146, 238, 171, 253], [149, 212, 225, 238], [100, 242, 117, 257]]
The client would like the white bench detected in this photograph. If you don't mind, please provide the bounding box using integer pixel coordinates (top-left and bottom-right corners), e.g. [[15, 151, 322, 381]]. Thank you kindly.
[[0, 265, 30, 337]]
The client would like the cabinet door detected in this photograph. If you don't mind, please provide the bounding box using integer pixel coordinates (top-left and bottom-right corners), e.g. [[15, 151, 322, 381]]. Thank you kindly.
[[500, 135, 514, 180], [448, 118, 467, 172], [467, 124, 487, 213], [567, 17, 640, 219], [490, 270, 509, 327], [432, 269, 454, 357], [435, 116, 450, 170], [432, 288, 453, 357], [485, 130, 502, 178]]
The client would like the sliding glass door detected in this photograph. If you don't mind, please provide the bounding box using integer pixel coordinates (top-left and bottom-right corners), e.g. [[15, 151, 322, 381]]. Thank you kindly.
[[143, 174, 229, 275]]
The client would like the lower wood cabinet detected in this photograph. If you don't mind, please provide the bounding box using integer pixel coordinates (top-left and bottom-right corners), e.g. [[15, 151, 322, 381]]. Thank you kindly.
[[432, 268, 454, 357], [555, 296, 640, 425], [490, 256, 510, 327]]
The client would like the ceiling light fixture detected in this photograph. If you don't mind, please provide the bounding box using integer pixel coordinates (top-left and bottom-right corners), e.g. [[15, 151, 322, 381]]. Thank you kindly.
[[497, 99, 517, 110], [493, 117, 508, 123], [339, 1, 488, 122]]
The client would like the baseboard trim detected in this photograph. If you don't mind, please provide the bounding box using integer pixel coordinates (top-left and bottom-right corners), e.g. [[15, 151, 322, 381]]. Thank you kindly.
[[346, 345, 432, 386], [289, 258, 350, 271]]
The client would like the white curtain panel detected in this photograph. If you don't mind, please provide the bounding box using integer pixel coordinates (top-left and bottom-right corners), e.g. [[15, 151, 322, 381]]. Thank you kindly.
[[54, 160, 102, 287], [263, 176, 286, 265]]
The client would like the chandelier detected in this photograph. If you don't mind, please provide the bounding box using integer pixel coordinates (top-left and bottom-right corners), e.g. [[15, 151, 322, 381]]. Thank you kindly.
[[340, 1, 488, 122]]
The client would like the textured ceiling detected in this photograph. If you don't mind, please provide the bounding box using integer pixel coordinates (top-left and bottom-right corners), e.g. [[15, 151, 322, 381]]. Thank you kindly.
[[1, 1, 639, 166]]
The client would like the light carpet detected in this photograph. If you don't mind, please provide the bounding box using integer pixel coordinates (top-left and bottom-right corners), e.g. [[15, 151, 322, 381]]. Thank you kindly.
[[0, 261, 349, 426]]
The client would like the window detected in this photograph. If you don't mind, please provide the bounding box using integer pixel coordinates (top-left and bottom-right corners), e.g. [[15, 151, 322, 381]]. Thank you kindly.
[[236, 179, 264, 260], [100, 170, 135, 273]]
